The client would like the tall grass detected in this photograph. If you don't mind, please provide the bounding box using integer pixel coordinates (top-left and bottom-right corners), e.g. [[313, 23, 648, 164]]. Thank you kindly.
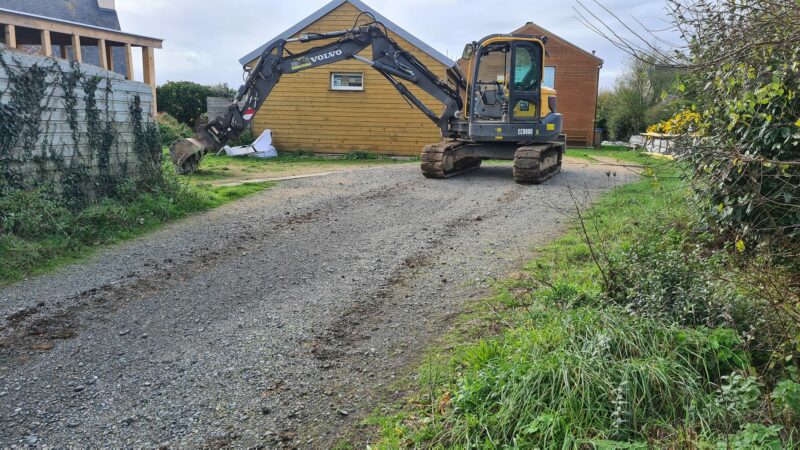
[[439, 307, 748, 448]]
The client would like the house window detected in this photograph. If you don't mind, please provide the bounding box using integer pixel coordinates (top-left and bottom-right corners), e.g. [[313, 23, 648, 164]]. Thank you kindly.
[[331, 73, 364, 91], [543, 66, 556, 89]]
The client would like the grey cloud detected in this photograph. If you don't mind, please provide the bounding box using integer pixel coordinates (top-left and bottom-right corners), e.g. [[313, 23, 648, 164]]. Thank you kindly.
[[116, 0, 669, 89]]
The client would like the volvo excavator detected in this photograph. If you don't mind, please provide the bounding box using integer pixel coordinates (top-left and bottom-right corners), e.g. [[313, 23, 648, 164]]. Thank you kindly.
[[170, 17, 566, 184]]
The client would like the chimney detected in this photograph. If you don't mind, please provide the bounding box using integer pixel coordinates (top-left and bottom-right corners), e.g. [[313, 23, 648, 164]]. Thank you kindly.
[[97, 0, 116, 10]]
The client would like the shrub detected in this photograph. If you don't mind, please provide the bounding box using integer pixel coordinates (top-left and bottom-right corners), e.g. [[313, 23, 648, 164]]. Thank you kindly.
[[605, 230, 743, 328], [647, 109, 702, 135], [595, 90, 614, 140], [719, 423, 784, 449], [341, 151, 381, 160], [156, 81, 213, 126], [156, 113, 192, 146], [207, 83, 237, 99], [0, 188, 69, 238], [684, 44, 800, 254]]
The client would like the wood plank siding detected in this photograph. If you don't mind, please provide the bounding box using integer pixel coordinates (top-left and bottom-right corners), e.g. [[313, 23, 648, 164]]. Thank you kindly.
[[247, 2, 449, 156]]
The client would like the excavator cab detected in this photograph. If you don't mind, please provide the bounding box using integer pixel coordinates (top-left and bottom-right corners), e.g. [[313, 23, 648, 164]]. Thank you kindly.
[[469, 39, 539, 122], [420, 35, 565, 183], [461, 35, 562, 143]]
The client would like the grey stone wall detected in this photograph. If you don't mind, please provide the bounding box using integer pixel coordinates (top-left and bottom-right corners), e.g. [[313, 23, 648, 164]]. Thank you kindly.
[[0, 49, 157, 191]]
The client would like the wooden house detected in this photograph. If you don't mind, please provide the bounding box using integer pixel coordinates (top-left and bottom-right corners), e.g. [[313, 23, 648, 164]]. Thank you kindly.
[[239, 0, 458, 156]]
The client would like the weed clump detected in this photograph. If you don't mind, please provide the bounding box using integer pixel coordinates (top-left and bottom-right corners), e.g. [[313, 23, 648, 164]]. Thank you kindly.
[[605, 230, 744, 328], [441, 306, 751, 448]]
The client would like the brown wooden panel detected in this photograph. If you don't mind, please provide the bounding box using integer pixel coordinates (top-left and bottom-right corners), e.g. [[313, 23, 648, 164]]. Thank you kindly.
[[4, 24, 16, 48], [71, 33, 81, 63]]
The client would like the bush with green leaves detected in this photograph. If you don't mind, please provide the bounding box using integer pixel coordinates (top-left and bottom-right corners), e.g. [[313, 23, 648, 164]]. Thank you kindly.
[[341, 151, 381, 160], [0, 188, 69, 238], [156, 81, 236, 127], [719, 423, 785, 450], [156, 112, 192, 146], [606, 229, 743, 328]]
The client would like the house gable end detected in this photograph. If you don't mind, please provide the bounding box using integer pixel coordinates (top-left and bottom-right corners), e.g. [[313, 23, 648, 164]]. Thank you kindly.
[[239, 0, 455, 67], [514, 22, 603, 65]]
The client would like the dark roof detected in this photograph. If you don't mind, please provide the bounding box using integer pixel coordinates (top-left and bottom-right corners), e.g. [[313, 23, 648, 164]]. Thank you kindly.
[[0, 0, 121, 30], [240, 0, 455, 67]]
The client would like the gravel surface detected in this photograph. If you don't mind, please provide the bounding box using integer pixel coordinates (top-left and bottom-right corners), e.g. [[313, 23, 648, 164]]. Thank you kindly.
[[0, 158, 637, 448]]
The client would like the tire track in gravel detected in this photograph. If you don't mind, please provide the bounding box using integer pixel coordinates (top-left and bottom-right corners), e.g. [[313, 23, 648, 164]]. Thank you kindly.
[[307, 187, 522, 362], [0, 178, 422, 369]]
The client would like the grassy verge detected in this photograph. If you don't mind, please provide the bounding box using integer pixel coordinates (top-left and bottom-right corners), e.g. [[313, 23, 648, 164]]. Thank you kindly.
[[0, 169, 273, 288], [565, 145, 650, 163], [367, 150, 799, 448]]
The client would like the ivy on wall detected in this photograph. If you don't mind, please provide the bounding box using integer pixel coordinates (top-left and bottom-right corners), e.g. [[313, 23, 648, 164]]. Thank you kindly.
[[0, 49, 162, 206]]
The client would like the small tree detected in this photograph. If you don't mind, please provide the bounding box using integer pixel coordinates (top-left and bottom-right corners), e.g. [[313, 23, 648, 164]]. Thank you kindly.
[[595, 90, 614, 140], [603, 56, 679, 140], [156, 81, 213, 127]]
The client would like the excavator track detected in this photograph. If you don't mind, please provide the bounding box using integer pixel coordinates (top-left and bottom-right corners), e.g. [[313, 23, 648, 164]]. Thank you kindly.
[[513, 143, 564, 184], [421, 142, 482, 179]]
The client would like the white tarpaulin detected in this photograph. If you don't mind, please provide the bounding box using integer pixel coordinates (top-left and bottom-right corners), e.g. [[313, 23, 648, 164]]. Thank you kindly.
[[221, 129, 278, 158]]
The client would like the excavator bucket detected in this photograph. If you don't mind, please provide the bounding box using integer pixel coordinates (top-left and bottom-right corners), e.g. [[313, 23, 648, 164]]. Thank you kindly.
[[170, 138, 209, 175]]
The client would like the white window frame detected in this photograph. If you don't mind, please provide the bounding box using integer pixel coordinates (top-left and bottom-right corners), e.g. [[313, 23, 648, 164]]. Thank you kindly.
[[331, 72, 365, 91], [543, 66, 556, 89]]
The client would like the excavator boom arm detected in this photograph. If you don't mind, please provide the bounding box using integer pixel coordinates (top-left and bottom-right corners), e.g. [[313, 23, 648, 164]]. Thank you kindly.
[[171, 24, 465, 173]]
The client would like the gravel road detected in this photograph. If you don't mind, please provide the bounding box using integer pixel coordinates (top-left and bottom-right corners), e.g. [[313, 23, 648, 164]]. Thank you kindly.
[[0, 158, 637, 448]]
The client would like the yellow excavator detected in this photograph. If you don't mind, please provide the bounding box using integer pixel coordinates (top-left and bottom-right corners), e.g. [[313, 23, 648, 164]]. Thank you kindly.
[[171, 18, 565, 184]]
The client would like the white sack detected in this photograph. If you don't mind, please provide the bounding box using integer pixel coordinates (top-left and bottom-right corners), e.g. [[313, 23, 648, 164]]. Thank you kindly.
[[221, 129, 278, 158]]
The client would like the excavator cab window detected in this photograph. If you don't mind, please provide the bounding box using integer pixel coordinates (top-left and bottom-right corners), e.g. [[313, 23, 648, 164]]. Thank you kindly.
[[472, 43, 510, 121], [510, 42, 542, 121]]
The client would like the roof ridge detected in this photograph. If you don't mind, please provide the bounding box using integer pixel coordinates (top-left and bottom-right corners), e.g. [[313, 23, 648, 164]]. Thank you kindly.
[[238, 0, 455, 67]]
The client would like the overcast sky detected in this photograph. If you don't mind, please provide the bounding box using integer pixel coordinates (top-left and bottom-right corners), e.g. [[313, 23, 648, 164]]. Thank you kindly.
[[116, 0, 671, 91]]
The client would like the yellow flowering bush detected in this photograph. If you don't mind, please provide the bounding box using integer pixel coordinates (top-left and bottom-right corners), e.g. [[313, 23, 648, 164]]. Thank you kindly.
[[647, 109, 702, 134]]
